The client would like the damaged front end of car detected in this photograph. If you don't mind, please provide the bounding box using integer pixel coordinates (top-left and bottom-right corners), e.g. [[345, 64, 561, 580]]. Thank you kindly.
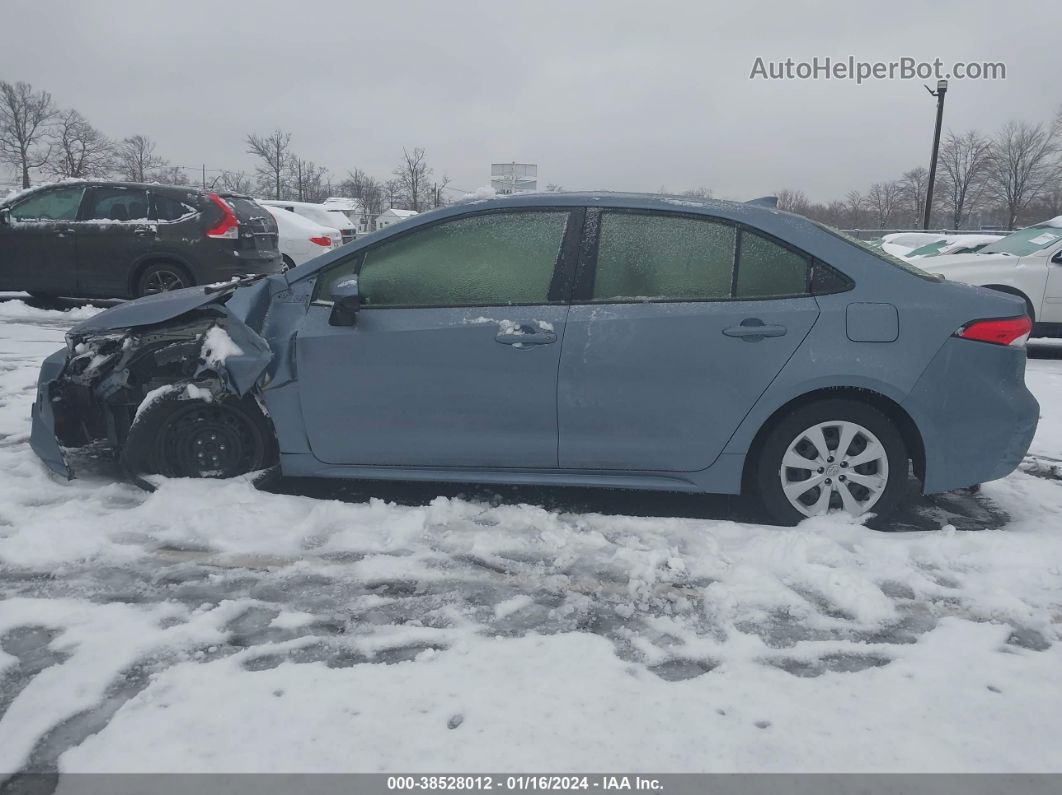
[[30, 281, 278, 479]]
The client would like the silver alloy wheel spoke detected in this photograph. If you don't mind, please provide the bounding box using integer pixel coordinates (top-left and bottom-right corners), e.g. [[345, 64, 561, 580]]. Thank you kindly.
[[779, 420, 889, 518]]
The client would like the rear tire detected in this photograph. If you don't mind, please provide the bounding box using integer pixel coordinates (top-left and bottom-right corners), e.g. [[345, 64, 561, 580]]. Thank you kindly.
[[122, 390, 276, 479], [752, 399, 909, 526], [136, 262, 191, 297]]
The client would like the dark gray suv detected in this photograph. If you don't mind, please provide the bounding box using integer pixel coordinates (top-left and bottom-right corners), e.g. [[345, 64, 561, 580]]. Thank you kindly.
[[0, 181, 282, 298]]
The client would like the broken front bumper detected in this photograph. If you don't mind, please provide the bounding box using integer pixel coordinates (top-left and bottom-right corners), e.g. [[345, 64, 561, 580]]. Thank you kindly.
[[30, 348, 73, 479]]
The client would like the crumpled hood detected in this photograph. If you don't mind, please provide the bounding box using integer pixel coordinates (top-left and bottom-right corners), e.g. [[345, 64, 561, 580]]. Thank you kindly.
[[70, 285, 229, 334]]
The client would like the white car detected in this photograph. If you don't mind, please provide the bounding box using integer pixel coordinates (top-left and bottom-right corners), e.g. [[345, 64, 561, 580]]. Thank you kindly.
[[261, 205, 340, 269], [879, 232, 948, 258], [922, 216, 1062, 336], [258, 199, 356, 245], [903, 234, 1004, 259]]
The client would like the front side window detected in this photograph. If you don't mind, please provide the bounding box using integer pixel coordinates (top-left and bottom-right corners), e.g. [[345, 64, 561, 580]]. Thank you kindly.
[[318, 211, 569, 306], [83, 187, 150, 222], [9, 186, 86, 222], [735, 230, 812, 298], [592, 212, 736, 301]]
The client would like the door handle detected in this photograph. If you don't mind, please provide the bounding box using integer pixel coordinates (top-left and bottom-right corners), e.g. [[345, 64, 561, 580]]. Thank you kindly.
[[723, 318, 787, 341], [495, 325, 558, 346], [134, 228, 156, 237]]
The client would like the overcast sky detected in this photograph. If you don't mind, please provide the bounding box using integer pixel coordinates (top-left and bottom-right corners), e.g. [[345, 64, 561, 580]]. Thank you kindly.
[[1, 0, 1059, 201]]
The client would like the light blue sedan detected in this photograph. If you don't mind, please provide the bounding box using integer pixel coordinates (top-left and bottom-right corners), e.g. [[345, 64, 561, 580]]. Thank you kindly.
[[31, 193, 1038, 525]]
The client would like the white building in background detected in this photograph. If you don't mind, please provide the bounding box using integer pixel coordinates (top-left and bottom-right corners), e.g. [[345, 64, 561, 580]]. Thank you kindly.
[[376, 208, 418, 229], [490, 162, 537, 195], [323, 197, 375, 235]]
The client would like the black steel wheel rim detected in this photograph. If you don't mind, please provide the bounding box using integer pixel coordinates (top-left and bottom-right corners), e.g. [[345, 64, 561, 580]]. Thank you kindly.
[[157, 403, 264, 478]]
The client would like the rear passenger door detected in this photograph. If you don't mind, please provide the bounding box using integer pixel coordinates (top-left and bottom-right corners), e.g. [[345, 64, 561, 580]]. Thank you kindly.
[[557, 209, 820, 472], [75, 185, 156, 297]]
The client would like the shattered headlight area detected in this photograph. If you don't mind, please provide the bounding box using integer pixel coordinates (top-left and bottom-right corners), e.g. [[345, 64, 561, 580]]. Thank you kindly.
[[52, 313, 232, 453]]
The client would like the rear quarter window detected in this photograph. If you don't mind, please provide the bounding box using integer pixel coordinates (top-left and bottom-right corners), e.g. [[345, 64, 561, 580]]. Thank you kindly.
[[817, 224, 939, 281]]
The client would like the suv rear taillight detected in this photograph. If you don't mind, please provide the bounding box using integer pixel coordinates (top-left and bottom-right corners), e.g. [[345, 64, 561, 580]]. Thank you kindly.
[[309, 236, 332, 247], [206, 193, 239, 240], [956, 315, 1032, 347]]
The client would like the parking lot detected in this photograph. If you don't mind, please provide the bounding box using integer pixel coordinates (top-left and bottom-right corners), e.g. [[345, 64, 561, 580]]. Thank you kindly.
[[0, 296, 1059, 779]]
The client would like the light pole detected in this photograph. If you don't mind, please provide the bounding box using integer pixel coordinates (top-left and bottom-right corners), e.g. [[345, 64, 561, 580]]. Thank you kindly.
[[923, 78, 948, 230]]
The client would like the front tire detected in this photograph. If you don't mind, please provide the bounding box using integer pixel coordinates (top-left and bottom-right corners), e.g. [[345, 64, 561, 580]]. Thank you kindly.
[[122, 391, 276, 479], [752, 399, 909, 526]]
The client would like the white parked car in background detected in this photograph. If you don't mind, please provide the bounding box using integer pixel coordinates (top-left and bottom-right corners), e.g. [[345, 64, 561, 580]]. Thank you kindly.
[[878, 232, 948, 258], [903, 234, 1004, 259], [258, 199, 356, 245], [925, 217, 1062, 336], [261, 204, 340, 269]]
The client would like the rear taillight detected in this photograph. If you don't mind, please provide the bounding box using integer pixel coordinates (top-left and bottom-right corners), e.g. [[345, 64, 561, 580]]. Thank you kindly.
[[956, 315, 1032, 347], [206, 193, 239, 240], [309, 236, 332, 247]]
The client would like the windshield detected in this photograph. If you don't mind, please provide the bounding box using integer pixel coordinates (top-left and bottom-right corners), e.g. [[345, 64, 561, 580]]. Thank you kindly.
[[816, 224, 938, 280], [979, 225, 1062, 257], [907, 241, 948, 258]]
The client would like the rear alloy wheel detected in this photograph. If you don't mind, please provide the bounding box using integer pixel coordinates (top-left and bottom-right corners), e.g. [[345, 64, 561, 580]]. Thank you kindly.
[[754, 399, 909, 526], [123, 392, 276, 479], [137, 263, 189, 297]]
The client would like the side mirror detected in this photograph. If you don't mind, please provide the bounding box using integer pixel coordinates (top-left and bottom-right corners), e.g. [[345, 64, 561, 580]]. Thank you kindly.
[[329, 277, 361, 326]]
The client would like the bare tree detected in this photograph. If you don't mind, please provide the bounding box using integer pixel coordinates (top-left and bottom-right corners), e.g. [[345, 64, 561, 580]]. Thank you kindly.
[[776, 188, 811, 216], [341, 169, 383, 214], [985, 120, 1060, 229], [0, 81, 57, 187], [937, 130, 992, 229], [46, 109, 114, 179], [218, 170, 252, 193], [867, 181, 902, 228], [898, 167, 930, 226], [680, 186, 713, 199], [117, 135, 167, 182], [154, 165, 190, 185], [384, 177, 404, 209], [288, 157, 329, 202], [844, 191, 868, 228], [246, 130, 292, 200], [393, 147, 432, 210]]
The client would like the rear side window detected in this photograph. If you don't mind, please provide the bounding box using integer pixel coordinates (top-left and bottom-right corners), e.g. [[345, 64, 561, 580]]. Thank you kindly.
[[83, 187, 150, 222], [10, 186, 86, 221], [318, 210, 570, 307], [592, 212, 735, 301], [735, 230, 811, 298], [153, 193, 197, 222]]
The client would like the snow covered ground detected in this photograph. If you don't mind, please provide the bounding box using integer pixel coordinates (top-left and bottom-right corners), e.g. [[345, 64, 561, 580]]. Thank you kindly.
[[0, 297, 1060, 778]]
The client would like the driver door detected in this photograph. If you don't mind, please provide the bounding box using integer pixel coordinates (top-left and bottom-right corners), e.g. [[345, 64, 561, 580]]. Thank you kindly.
[[0, 184, 86, 294], [295, 208, 580, 468]]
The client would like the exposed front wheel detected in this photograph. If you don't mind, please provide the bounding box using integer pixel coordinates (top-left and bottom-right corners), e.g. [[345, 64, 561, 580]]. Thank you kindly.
[[122, 391, 276, 479], [753, 399, 909, 526]]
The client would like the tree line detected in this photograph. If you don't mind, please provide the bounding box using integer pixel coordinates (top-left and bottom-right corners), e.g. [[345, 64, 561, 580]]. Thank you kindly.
[[773, 108, 1062, 231], [0, 80, 450, 215]]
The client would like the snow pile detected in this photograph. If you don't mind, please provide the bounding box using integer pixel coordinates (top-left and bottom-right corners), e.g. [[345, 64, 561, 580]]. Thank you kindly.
[[200, 325, 244, 367], [0, 301, 1059, 775]]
